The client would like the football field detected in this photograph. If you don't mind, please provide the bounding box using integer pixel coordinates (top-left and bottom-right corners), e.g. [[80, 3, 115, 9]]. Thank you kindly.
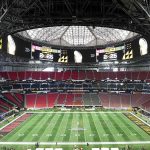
[[1, 111, 150, 145]]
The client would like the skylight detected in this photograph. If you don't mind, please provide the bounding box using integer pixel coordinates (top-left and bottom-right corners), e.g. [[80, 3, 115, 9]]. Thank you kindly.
[[17, 26, 139, 47]]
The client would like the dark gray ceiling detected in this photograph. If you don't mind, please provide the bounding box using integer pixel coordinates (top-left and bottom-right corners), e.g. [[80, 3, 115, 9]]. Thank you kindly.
[[0, 0, 150, 36]]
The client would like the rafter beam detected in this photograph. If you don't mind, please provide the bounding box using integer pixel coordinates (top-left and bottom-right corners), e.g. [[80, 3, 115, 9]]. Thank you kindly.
[[113, 0, 150, 35], [134, 0, 150, 18], [20, 0, 40, 16], [36, 0, 47, 14], [64, 0, 73, 16], [87, 26, 97, 40], [0, 0, 17, 21], [60, 26, 70, 39], [81, 0, 90, 12], [0, 7, 8, 21]]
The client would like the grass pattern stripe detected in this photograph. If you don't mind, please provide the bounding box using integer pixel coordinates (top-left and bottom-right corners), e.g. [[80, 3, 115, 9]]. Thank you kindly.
[[0, 112, 150, 143]]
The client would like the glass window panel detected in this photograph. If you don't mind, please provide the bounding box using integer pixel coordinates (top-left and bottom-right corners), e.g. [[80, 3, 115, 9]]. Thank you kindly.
[[17, 26, 139, 47]]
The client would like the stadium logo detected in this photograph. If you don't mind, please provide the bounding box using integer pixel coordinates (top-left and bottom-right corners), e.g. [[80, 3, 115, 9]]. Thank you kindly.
[[25, 48, 30, 52]]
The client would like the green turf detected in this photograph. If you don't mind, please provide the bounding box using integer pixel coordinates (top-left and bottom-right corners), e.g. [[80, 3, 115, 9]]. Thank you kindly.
[[1, 112, 150, 143]]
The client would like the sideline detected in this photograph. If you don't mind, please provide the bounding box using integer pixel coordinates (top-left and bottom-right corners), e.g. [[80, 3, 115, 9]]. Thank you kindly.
[[0, 112, 26, 131], [130, 112, 150, 127], [26, 111, 123, 114], [0, 141, 150, 145]]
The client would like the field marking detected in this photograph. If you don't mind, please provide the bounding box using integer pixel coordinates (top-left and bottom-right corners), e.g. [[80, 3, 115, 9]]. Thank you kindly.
[[0, 112, 26, 131], [130, 112, 150, 127], [27, 111, 123, 114], [0, 141, 150, 145]]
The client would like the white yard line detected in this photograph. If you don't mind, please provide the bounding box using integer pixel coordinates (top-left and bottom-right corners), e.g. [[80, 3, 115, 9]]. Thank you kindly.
[[0, 112, 26, 131], [130, 112, 150, 127], [27, 111, 123, 114], [0, 141, 150, 145]]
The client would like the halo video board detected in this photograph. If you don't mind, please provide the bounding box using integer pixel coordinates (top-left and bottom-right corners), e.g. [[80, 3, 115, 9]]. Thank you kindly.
[[2, 35, 31, 58], [32, 44, 96, 63], [31, 44, 61, 62], [96, 36, 150, 62]]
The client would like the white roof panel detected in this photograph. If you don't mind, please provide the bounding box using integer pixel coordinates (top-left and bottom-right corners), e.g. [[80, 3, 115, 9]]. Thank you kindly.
[[17, 26, 139, 47]]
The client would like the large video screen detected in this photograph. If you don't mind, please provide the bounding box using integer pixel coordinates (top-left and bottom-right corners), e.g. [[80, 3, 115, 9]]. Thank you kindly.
[[96, 36, 150, 62], [1, 34, 149, 63], [32, 44, 61, 62], [32, 44, 96, 63], [0, 38, 2, 50], [6, 35, 31, 58], [96, 45, 125, 62], [67, 49, 96, 63]]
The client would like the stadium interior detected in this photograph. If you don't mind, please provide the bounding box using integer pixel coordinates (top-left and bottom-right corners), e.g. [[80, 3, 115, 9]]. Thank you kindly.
[[0, 0, 150, 150]]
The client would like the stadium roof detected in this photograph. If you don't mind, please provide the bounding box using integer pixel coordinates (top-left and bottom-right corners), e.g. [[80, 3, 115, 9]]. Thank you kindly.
[[0, 0, 150, 69], [17, 26, 139, 47], [0, 0, 150, 37]]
